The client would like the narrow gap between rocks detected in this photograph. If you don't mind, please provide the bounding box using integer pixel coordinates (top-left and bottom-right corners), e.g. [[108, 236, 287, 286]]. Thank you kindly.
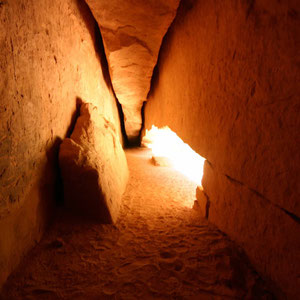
[[1, 0, 297, 298]]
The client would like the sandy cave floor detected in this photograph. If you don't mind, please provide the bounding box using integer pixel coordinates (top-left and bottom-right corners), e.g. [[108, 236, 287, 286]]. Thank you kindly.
[[1, 148, 274, 299]]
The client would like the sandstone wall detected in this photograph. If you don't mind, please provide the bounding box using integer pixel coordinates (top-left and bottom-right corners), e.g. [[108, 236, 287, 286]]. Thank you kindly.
[[0, 0, 123, 287], [144, 0, 300, 298], [85, 0, 180, 140]]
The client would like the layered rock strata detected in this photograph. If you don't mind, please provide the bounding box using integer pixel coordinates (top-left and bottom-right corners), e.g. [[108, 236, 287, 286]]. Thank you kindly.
[[85, 0, 180, 140], [59, 103, 129, 223]]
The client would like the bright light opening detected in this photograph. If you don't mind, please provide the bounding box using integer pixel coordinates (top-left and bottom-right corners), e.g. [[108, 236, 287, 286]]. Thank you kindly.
[[142, 125, 206, 186]]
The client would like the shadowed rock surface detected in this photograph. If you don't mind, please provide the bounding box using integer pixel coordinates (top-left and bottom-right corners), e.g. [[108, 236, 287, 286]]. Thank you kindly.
[[59, 103, 128, 223], [85, 0, 180, 139], [1, 149, 274, 299]]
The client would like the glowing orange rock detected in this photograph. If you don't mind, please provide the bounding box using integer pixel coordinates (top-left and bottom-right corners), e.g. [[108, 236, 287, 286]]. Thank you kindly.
[[85, 0, 180, 140]]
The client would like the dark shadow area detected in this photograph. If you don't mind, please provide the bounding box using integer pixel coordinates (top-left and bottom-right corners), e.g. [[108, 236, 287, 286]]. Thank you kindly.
[[126, 137, 141, 148], [146, 58, 160, 100], [280, 208, 300, 224], [130, 101, 146, 148], [38, 136, 63, 217], [93, 22, 112, 89], [47, 137, 64, 207], [126, 104, 146, 147], [65, 97, 82, 139], [54, 97, 83, 206], [74, 0, 97, 49], [116, 99, 129, 147]]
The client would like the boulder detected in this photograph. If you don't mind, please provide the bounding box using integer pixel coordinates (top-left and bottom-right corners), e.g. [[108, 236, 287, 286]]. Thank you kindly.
[[195, 186, 209, 218], [59, 103, 128, 223], [85, 0, 180, 139]]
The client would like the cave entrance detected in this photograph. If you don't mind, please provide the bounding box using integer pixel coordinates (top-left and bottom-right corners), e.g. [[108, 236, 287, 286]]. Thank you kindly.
[[142, 125, 206, 207]]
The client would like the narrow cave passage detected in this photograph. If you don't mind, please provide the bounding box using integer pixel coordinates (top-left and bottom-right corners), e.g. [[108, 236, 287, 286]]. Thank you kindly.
[[2, 148, 272, 299], [1, 0, 298, 298]]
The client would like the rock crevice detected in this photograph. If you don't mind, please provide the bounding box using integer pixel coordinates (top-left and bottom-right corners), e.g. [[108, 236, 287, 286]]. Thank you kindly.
[[85, 0, 180, 140]]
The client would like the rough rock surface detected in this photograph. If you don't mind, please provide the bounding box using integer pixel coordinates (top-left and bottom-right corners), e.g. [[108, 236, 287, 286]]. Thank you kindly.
[[144, 0, 300, 298], [59, 103, 128, 223], [85, 0, 180, 139], [0, 0, 122, 288], [1, 148, 274, 299], [201, 160, 300, 300], [194, 186, 209, 219]]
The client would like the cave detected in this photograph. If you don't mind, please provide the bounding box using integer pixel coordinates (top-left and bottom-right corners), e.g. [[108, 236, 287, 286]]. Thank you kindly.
[[0, 0, 299, 299]]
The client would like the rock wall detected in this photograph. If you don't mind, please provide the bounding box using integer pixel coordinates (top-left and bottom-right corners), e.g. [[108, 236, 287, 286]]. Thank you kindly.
[[85, 0, 180, 140], [59, 103, 128, 223], [144, 0, 300, 298], [0, 0, 123, 287]]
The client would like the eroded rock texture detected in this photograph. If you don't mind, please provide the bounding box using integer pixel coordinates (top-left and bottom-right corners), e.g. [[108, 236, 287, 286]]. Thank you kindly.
[[0, 0, 123, 287], [59, 103, 128, 223], [144, 0, 300, 298], [85, 0, 180, 139]]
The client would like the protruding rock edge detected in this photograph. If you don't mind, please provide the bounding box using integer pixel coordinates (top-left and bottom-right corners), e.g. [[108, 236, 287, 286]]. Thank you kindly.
[[59, 102, 129, 223]]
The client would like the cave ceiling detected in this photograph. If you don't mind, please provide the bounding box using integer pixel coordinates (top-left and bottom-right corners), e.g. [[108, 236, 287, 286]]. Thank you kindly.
[[85, 0, 180, 140]]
